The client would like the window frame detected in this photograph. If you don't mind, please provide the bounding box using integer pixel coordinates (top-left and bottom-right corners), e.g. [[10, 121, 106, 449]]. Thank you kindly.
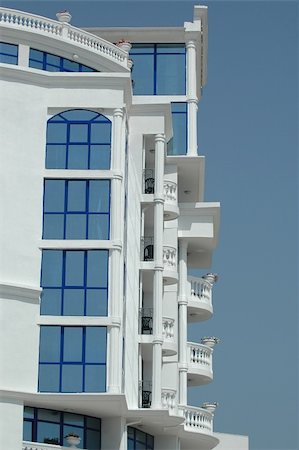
[[0, 42, 18, 65], [29, 48, 97, 72]]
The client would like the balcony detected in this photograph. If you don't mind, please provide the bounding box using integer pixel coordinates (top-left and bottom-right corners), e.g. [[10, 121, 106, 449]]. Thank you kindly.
[[187, 276, 213, 322], [161, 388, 177, 411], [142, 170, 179, 220], [0, 8, 129, 71], [139, 309, 176, 356], [178, 405, 213, 435], [140, 238, 178, 285], [187, 342, 213, 385], [23, 443, 82, 450]]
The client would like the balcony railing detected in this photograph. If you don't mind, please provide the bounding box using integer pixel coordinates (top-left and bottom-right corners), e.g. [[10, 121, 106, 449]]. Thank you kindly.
[[178, 405, 213, 434], [139, 307, 153, 334], [164, 180, 177, 204], [142, 170, 178, 206], [140, 237, 154, 261], [187, 342, 212, 369], [23, 443, 81, 450], [0, 8, 128, 66], [161, 388, 176, 410], [139, 380, 152, 408], [163, 246, 176, 270], [162, 317, 175, 341], [143, 169, 155, 194], [188, 276, 212, 305]]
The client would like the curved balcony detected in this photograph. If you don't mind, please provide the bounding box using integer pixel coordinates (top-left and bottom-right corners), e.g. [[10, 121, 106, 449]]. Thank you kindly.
[[187, 342, 213, 385], [163, 246, 178, 285], [164, 180, 179, 220], [178, 405, 213, 435], [187, 276, 213, 322], [162, 317, 176, 356], [0, 8, 129, 70], [23, 444, 76, 450]]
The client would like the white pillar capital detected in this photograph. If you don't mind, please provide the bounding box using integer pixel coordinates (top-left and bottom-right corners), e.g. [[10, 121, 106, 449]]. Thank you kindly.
[[155, 133, 166, 144], [113, 107, 124, 118], [186, 40, 196, 49]]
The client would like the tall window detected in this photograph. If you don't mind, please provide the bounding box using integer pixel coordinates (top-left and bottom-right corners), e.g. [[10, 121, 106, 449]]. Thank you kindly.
[[46, 110, 111, 170], [40, 250, 108, 316], [0, 42, 18, 64], [43, 180, 110, 240], [39, 326, 107, 392], [167, 103, 188, 155], [29, 48, 97, 72], [128, 427, 154, 450], [130, 44, 186, 95], [23, 406, 101, 449]]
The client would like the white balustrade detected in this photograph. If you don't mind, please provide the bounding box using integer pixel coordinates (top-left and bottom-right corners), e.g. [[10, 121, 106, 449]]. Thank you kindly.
[[23, 442, 78, 450], [187, 342, 212, 369], [188, 276, 212, 305], [163, 246, 176, 270], [162, 317, 175, 341], [161, 388, 176, 410], [0, 8, 128, 66], [163, 180, 177, 204], [178, 405, 213, 434]]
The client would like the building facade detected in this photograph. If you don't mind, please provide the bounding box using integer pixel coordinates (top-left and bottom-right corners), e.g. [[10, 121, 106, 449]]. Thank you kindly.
[[0, 5, 248, 450]]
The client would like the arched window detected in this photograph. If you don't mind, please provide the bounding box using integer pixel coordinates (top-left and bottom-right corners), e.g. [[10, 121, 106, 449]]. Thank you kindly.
[[46, 109, 111, 170]]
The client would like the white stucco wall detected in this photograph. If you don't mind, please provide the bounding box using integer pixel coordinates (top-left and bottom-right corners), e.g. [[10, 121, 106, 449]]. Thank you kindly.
[[214, 432, 249, 450]]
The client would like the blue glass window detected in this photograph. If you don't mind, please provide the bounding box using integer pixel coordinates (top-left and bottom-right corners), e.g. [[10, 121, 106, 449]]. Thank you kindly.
[[38, 326, 107, 393], [29, 48, 97, 73], [43, 179, 110, 240], [127, 427, 154, 450], [0, 42, 18, 64], [23, 406, 101, 448], [130, 44, 185, 95], [40, 250, 108, 316], [167, 103, 188, 155], [46, 109, 111, 169]]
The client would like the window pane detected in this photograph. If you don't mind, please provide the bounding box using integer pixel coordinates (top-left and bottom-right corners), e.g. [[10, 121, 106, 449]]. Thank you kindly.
[[68, 144, 89, 169], [86, 429, 101, 449], [172, 112, 187, 155], [23, 421, 33, 441], [41, 251, 63, 287], [63, 327, 83, 362], [86, 289, 108, 316], [156, 44, 185, 53], [65, 214, 86, 239], [0, 54, 17, 64], [88, 214, 109, 240], [41, 289, 62, 315], [29, 59, 44, 70], [130, 44, 155, 54], [63, 425, 84, 448], [86, 417, 101, 429], [65, 251, 85, 286], [156, 54, 185, 94], [46, 54, 60, 66], [38, 409, 60, 422], [67, 181, 86, 212], [46, 64, 60, 72], [29, 49, 43, 61], [63, 289, 85, 316], [24, 406, 34, 419], [87, 251, 108, 288], [39, 364, 60, 392], [47, 122, 67, 143], [43, 214, 64, 239], [90, 122, 111, 143], [0, 42, 18, 55], [89, 144, 110, 169], [64, 412, 84, 426], [62, 110, 98, 121], [39, 326, 60, 362], [46, 144, 67, 169], [37, 422, 60, 445], [81, 65, 95, 72], [136, 429, 146, 444], [61, 365, 83, 392], [63, 59, 80, 71], [128, 438, 134, 450], [44, 180, 65, 212], [131, 54, 154, 94], [84, 365, 106, 392], [147, 435, 154, 448], [85, 327, 106, 363], [69, 124, 88, 143], [89, 180, 110, 213]]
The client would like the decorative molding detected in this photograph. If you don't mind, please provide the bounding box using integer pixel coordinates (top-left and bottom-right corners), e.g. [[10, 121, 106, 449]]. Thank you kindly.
[[0, 283, 41, 302]]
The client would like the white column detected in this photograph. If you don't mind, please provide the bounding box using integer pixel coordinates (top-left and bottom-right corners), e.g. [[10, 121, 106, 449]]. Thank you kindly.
[[108, 108, 124, 393], [186, 40, 198, 156], [178, 239, 188, 405], [18, 44, 29, 67], [151, 133, 165, 409]]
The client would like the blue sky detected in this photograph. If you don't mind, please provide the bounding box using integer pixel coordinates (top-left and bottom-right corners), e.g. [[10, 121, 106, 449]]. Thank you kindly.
[[2, 1, 298, 449]]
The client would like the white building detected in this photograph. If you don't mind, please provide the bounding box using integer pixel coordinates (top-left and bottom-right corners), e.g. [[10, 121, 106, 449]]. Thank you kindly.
[[0, 4, 248, 450]]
